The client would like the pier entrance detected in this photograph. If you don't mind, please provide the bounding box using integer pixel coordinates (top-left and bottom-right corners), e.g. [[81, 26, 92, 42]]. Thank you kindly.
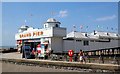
[[24, 42, 40, 51]]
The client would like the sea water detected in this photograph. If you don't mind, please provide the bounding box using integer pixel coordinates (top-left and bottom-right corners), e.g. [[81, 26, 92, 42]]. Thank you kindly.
[[0, 46, 16, 49]]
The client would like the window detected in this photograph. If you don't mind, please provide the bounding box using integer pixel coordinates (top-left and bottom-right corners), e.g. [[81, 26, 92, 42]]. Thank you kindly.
[[56, 24, 59, 27], [90, 40, 94, 42], [85, 33, 88, 37], [95, 40, 110, 42], [44, 25, 47, 28], [83, 40, 89, 46], [63, 38, 74, 40], [76, 40, 82, 42]]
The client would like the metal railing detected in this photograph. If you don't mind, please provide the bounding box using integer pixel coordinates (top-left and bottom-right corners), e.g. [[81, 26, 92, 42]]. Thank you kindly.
[[48, 54, 120, 65]]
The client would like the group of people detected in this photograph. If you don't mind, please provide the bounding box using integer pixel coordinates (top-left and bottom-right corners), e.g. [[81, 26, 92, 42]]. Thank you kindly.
[[73, 49, 86, 63], [32, 48, 86, 63], [32, 48, 51, 59]]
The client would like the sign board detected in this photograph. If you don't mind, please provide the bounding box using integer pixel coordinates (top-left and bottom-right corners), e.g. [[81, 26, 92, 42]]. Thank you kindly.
[[68, 50, 74, 57], [15, 28, 53, 40]]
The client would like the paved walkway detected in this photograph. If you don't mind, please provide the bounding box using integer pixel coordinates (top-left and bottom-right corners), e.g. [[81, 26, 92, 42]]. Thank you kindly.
[[0, 53, 92, 72], [1, 62, 83, 72], [1, 52, 119, 66], [1, 52, 22, 59], [1, 52, 120, 72]]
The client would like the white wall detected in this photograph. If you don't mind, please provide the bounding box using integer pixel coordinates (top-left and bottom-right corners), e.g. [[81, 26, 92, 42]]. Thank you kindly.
[[63, 40, 74, 52], [51, 37, 63, 53], [88, 39, 119, 50], [53, 27, 66, 37], [63, 39, 119, 53]]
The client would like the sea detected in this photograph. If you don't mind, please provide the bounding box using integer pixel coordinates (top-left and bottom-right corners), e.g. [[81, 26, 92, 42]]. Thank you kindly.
[[0, 46, 16, 49]]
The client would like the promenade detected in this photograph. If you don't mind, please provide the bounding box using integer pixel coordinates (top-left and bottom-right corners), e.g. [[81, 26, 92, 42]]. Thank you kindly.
[[1, 52, 120, 72]]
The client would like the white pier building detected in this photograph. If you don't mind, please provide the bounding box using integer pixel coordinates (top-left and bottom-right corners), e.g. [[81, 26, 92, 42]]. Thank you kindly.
[[15, 18, 120, 55]]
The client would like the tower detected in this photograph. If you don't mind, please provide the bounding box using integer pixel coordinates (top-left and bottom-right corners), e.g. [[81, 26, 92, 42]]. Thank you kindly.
[[43, 18, 61, 28], [18, 25, 29, 32]]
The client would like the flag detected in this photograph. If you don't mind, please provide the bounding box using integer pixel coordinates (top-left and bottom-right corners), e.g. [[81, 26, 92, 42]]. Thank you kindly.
[[73, 25, 76, 32], [86, 26, 88, 28], [80, 25, 83, 29], [107, 27, 108, 29], [97, 25, 100, 28], [73, 25, 76, 28], [111, 28, 113, 30], [25, 20, 27, 23], [30, 14, 33, 16]]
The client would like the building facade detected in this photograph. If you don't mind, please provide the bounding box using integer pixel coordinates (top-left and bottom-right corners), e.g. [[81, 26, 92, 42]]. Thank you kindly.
[[15, 18, 120, 56]]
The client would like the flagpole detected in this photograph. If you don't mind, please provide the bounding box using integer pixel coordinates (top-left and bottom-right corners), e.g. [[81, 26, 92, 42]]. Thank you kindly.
[[25, 20, 26, 24], [86, 26, 88, 33], [97, 25, 99, 31], [80, 25, 83, 33], [73, 25, 76, 53], [107, 27, 108, 32]]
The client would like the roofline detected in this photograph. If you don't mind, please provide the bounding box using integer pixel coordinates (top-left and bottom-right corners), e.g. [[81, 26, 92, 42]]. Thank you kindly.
[[44, 22, 61, 24]]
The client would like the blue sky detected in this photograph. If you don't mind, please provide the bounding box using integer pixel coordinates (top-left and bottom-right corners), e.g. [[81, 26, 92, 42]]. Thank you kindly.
[[2, 0, 120, 2], [2, 2, 118, 46]]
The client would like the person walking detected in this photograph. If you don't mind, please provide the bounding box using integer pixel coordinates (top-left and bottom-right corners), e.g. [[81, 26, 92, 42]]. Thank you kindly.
[[83, 51, 86, 64], [74, 53, 78, 62], [79, 50, 84, 64]]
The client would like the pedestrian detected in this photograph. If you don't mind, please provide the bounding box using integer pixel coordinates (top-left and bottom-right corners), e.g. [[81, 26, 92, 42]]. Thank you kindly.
[[36, 44, 41, 59], [74, 53, 78, 62], [79, 49, 83, 64], [83, 51, 86, 64], [33, 48, 38, 59]]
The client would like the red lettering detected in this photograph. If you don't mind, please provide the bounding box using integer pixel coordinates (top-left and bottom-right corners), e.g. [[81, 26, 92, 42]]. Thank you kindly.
[[20, 35, 22, 38], [29, 33, 31, 37], [33, 32, 35, 36]]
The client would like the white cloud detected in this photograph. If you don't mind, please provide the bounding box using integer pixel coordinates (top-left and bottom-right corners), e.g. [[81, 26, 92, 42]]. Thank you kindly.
[[96, 15, 116, 21], [58, 10, 68, 18]]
